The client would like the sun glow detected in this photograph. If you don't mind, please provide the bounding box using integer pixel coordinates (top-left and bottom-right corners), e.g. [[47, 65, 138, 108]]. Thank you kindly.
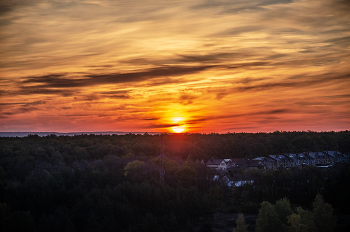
[[169, 116, 187, 133], [171, 117, 185, 123], [171, 125, 186, 133]]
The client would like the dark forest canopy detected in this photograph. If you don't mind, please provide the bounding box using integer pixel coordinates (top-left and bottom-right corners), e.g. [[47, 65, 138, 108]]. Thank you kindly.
[[1, 131, 349, 162], [0, 131, 349, 232]]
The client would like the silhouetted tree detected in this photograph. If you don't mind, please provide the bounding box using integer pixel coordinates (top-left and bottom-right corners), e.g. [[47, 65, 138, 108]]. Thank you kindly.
[[312, 194, 336, 232], [232, 213, 248, 232]]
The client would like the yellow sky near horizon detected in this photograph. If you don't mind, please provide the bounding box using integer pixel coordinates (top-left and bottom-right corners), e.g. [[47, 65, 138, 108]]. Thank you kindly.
[[1, 0, 350, 133]]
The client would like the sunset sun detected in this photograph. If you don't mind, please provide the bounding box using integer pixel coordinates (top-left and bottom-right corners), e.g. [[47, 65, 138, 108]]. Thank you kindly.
[[171, 126, 186, 133], [169, 116, 187, 133]]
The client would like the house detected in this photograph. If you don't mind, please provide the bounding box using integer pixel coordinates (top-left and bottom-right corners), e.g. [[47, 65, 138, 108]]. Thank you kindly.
[[228, 158, 247, 172], [306, 152, 332, 166], [285, 153, 313, 168], [247, 159, 265, 170], [220, 159, 233, 170], [269, 154, 293, 169], [206, 158, 224, 169], [263, 156, 278, 170], [344, 152, 350, 163], [206, 150, 347, 173], [206, 158, 233, 170], [324, 151, 343, 164]]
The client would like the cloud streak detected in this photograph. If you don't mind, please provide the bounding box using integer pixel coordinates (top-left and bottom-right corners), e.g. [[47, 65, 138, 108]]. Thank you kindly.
[[19, 65, 216, 89]]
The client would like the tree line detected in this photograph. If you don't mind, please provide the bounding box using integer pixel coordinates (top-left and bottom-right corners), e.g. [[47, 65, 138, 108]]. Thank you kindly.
[[1, 131, 349, 162]]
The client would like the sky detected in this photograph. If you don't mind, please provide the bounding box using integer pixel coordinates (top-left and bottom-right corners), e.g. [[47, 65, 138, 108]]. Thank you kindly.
[[1, 0, 350, 133]]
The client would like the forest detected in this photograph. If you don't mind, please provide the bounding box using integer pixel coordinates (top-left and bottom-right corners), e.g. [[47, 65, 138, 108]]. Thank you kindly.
[[0, 131, 349, 231]]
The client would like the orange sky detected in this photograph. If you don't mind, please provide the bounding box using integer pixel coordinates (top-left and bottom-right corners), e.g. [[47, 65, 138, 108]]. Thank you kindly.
[[1, 0, 350, 133]]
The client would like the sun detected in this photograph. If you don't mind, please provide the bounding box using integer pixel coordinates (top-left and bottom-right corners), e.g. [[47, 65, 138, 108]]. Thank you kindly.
[[171, 126, 186, 133], [168, 115, 187, 133]]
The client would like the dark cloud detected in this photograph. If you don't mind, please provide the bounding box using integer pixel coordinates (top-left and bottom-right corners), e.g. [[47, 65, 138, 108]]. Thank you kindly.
[[233, 73, 350, 93], [84, 94, 100, 101], [0, 1, 17, 16], [114, 105, 127, 110], [81, 93, 130, 100], [0, 19, 12, 27], [1, 106, 39, 116], [17, 68, 347, 101], [0, 102, 23, 106], [21, 73, 84, 88], [213, 26, 262, 36], [17, 106, 38, 113], [100, 90, 130, 94], [95, 90, 131, 99], [226, 62, 271, 69], [255, 117, 282, 124], [176, 52, 240, 63], [187, 109, 289, 124], [179, 94, 198, 105], [233, 77, 269, 84], [0, 100, 46, 108], [86, 65, 216, 85], [323, 36, 350, 47], [0, 5, 12, 15], [216, 92, 228, 100], [143, 118, 160, 121], [87, 64, 114, 68], [24, 100, 46, 107], [226, 126, 259, 130], [192, 0, 292, 13], [324, 94, 350, 99], [0, 99, 48, 117], [175, 52, 270, 68], [143, 123, 182, 129], [20, 65, 216, 92], [63, 114, 96, 117], [18, 86, 75, 96], [97, 114, 113, 118], [0, 0, 49, 16], [106, 94, 130, 99]]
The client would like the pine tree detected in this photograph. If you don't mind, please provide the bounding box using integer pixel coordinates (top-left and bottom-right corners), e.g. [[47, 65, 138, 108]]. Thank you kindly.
[[233, 213, 248, 232], [312, 194, 336, 232], [256, 201, 281, 232]]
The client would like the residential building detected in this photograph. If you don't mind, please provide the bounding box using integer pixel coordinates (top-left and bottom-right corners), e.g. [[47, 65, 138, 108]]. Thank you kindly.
[[307, 152, 332, 166]]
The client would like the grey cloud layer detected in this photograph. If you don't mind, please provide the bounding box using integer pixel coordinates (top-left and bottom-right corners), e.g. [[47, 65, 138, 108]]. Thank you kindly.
[[18, 65, 215, 90]]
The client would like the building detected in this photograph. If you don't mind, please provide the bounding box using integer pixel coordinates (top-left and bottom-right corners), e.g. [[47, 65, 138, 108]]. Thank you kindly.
[[247, 159, 265, 170], [206, 150, 349, 172], [285, 153, 313, 168], [324, 151, 344, 164], [307, 152, 332, 166], [206, 158, 233, 170], [269, 154, 293, 169]]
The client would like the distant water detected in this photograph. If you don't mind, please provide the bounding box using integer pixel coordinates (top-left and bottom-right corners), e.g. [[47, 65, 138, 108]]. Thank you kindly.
[[0, 132, 162, 137]]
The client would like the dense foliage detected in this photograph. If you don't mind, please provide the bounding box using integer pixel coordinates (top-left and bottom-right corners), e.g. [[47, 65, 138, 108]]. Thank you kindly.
[[255, 195, 336, 232], [0, 131, 349, 231], [1, 131, 349, 163]]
